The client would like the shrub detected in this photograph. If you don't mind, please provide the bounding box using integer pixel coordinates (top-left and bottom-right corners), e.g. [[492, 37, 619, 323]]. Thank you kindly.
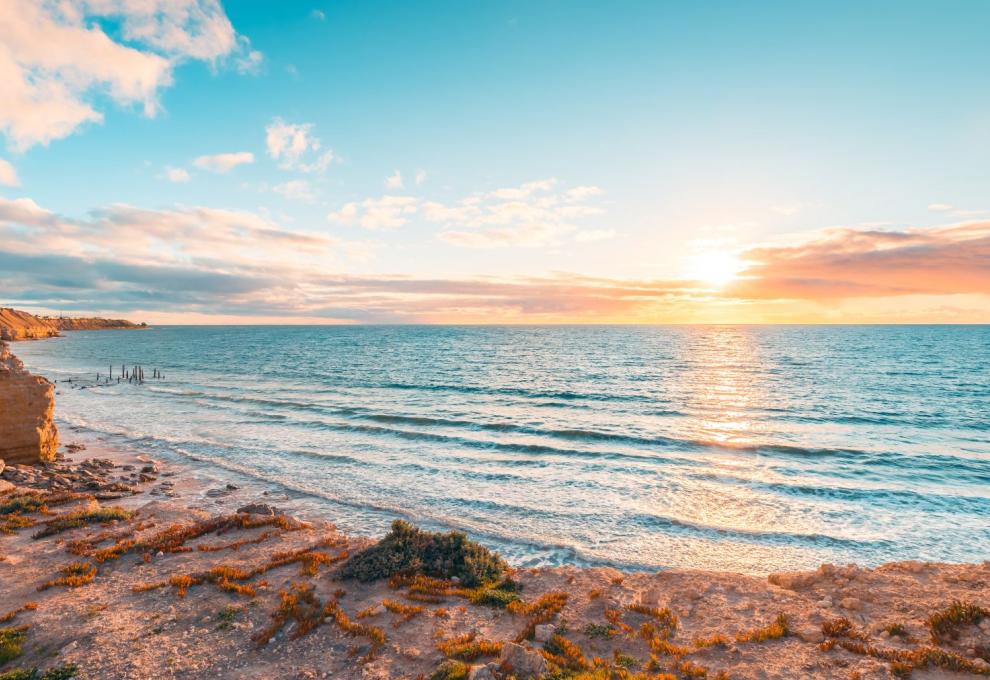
[[340, 520, 506, 587]]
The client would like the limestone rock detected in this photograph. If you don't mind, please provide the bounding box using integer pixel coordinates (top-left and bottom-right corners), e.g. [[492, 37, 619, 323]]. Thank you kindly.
[[499, 642, 547, 679], [0, 341, 58, 464], [534, 623, 555, 643], [768, 571, 818, 591]]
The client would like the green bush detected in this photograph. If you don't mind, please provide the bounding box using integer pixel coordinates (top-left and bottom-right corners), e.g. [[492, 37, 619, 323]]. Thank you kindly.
[[341, 520, 506, 587]]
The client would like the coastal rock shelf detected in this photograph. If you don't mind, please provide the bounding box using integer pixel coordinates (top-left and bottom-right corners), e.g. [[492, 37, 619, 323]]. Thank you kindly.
[[0, 341, 59, 465]]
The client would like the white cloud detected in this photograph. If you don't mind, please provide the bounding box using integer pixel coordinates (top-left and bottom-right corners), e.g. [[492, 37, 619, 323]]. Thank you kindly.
[[385, 170, 404, 189], [415, 169, 427, 185], [0, 0, 259, 151], [273, 179, 316, 202], [193, 152, 255, 173], [0, 159, 19, 187], [265, 118, 334, 173], [235, 47, 264, 74], [328, 179, 606, 247], [928, 202, 986, 217], [163, 166, 190, 183], [311, 9, 326, 21], [329, 195, 418, 230], [0, 194, 339, 272]]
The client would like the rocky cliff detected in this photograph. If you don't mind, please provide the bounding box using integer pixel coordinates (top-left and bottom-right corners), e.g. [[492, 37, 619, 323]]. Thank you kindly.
[[0, 307, 145, 340], [0, 341, 59, 465], [43, 316, 145, 331], [0, 307, 59, 340]]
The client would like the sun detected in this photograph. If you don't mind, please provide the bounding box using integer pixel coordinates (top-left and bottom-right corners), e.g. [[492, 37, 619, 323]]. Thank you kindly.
[[685, 251, 743, 288]]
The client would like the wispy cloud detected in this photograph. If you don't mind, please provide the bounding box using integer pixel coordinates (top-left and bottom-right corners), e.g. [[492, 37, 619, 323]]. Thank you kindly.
[[273, 179, 316, 202], [0, 0, 259, 151], [728, 221, 990, 299], [328, 196, 418, 230], [326, 178, 606, 247], [0, 159, 19, 187], [162, 166, 190, 183], [193, 152, 255, 173], [385, 170, 404, 189], [927, 202, 986, 217], [265, 118, 334, 173]]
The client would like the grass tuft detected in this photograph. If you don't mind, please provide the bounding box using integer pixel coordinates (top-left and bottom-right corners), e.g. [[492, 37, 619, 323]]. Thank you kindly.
[[735, 614, 790, 643], [32, 507, 131, 539], [926, 600, 989, 643], [428, 660, 470, 680], [37, 562, 96, 591], [436, 632, 503, 661], [0, 626, 30, 665]]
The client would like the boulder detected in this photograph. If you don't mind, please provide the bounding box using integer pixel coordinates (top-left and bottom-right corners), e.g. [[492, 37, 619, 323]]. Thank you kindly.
[[0, 341, 58, 464]]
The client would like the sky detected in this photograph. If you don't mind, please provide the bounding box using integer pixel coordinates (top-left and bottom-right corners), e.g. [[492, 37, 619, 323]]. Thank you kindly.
[[0, 0, 988, 324]]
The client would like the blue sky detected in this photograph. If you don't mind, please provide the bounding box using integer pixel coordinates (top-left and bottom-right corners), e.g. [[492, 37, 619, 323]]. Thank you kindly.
[[1, 1, 988, 322]]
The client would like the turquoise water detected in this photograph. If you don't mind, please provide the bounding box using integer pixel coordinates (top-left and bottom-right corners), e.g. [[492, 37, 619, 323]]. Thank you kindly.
[[13, 325, 990, 574]]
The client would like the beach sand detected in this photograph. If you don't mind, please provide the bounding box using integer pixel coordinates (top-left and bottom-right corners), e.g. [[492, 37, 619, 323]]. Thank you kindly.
[[2, 439, 989, 680]]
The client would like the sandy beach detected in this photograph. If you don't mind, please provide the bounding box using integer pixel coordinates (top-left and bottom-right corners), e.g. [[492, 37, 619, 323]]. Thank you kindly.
[[2, 438, 989, 680]]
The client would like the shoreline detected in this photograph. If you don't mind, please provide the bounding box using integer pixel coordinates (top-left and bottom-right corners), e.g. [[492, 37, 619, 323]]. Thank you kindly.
[[2, 437, 989, 679]]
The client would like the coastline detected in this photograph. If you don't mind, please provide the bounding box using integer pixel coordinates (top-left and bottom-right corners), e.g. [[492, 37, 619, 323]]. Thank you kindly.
[[2, 436, 989, 679]]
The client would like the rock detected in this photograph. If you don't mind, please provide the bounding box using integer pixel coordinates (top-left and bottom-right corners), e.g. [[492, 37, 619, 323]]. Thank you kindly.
[[795, 626, 825, 643], [972, 658, 990, 673], [0, 341, 59, 464], [0, 459, 4, 475], [468, 664, 499, 680], [768, 571, 818, 591], [237, 503, 283, 516], [816, 597, 833, 608], [141, 465, 159, 474], [839, 597, 862, 611], [0, 479, 14, 494], [226, 483, 239, 490], [534, 624, 555, 643], [499, 642, 547, 679]]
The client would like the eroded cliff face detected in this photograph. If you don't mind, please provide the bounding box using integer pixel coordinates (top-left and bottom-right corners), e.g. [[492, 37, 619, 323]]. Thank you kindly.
[[0, 341, 59, 465], [0, 308, 145, 340], [0, 308, 59, 341], [45, 316, 145, 331]]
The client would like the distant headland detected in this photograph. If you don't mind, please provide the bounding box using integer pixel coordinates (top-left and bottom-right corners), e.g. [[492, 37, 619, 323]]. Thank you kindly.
[[0, 307, 146, 341]]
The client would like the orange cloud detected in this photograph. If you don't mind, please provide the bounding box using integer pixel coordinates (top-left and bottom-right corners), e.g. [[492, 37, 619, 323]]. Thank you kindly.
[[728, 221, 990, 300]]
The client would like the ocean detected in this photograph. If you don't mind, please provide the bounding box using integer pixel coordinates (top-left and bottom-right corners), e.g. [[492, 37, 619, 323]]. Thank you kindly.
[[12, 325, 990, 574]]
